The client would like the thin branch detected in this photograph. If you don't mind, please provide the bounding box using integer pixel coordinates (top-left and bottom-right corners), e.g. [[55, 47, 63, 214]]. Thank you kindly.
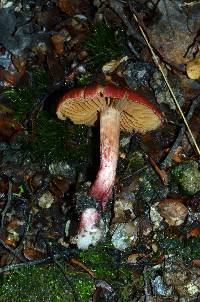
[[0, 238, 26, 262], [161, 95, 200, 169], [1, 180, 12, 229], [0, 249, 77, 274], [180, 1, 200, 6], [143, 266, 153, 302]]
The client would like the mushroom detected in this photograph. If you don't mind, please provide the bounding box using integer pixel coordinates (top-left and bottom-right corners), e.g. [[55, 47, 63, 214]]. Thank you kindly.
[[57, 84, 163, 209]]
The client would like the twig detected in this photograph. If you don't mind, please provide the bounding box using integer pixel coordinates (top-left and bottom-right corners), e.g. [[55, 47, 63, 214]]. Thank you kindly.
[[0, 238, 26, 262], [108, 0, 145, 46], [1, 180, 12, 229], [148, 156, 168, 185], [161, 95, 200, 169], [15, 212, 32, 253], [53, 258, 80, 302], [127, 2, 200, 157], [0, 257, 47, 274], [143, 266, 153, 302], [0, 249, 77, 274], [70, 257, 96, 278], [180, 1, 200, 6]]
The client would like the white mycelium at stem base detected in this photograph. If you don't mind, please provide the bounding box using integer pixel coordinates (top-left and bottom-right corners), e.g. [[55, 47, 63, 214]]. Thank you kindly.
[[90, 106, 121, 209]]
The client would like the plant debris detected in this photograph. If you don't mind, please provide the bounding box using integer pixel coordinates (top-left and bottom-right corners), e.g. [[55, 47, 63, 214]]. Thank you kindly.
[[0, 1, 200, 301]]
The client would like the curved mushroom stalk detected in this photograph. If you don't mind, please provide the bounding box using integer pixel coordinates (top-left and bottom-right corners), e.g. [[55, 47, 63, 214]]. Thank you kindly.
[[90, 107, 121, 209]]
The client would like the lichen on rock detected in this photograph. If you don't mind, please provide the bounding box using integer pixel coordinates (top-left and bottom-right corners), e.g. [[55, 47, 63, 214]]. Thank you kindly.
[[171, 161, 200, 195]]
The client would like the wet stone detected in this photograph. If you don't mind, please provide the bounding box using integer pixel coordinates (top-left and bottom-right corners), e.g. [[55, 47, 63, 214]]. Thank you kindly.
[[135, 167, 168, 203], [30, 174, 44, 189], [111, 221, 138, 251], [164, 256, 200, 299], [112, 192, 136, 224], [158, 199, 188, 226], [123, 61, 154, 90], [150, 202, 163, 230], [171, 161, 200, 195], [152, 275, 172, 296], [150, 69, 184, 110], [38, 191, 54, 209], [49, 161, 77, 183]]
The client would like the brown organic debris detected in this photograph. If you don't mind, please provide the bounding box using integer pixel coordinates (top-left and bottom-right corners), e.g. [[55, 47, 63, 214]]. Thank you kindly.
[[51, 34, 65, 55], [0, 119, 23, 142], [58, 0, 75, 15], [23, 248, 46, 260], [149, 156, 168, 185], [187, 225, 200, 238]]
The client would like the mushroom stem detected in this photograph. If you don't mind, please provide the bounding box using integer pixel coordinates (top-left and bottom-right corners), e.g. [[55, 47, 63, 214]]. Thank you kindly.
[[90, 107, 120, 209]]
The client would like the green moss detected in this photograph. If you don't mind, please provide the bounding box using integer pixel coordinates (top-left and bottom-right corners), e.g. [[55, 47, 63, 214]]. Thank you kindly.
[[128, 151, 145, 173], [85, 22, 124, 69], [68, 272, 95, 302], [75, 73, 92, 86], [14, 110, 91, 164], [158, 234, 200, 261], [0, 262, 96, 302], [0, 246, 144, 302], [30, 111, 91, 164], [79, 245, 142, 302], [3, 68, 92, 164], [3, 67, 49, 122], [171, 161, 200, 195], [79, 243, 132, 281], [0, 264, 74, 302]]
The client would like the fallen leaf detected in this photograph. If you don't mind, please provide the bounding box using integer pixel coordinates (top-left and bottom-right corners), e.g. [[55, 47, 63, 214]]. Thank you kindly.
[[192, 259, 200, 267], [186, 51, 200, 80], [4, 238, 16, 248], [11, 54, 26, 72], [144, 1, 200, 68], [0, 69, 24, 87], [102, 57, 128, 74], [70, 257, 96, 277], [51, 34, 65, 55], [188, 225, 200, 238], [127, 253, 146, 264], [149, 156, 168, 185], [58, 0, 75, 15], [0, 119, 23, 142], [172, 146, 183, 163], [23, 248, 45, 260], [6, 219, 24, 230]]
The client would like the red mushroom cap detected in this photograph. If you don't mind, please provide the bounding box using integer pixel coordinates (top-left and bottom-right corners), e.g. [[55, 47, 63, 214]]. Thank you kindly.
[[56, 84, 163, 133]]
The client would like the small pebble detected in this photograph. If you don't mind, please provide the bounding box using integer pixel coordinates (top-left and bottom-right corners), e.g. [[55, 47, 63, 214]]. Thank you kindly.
[[111, 222, 137, 251], [38, 191, 54, 209], [158, 199, 188, 226]]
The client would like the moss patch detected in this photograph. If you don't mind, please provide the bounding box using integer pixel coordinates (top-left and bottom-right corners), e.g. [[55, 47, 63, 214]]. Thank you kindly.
[[0, 262, 95, 302], [30, 111, 91, 164], [3, 68, 49, 122], [3, 68, 92, 165], [85, 22, 124, 69], [79, 243, 132, 283], [171, 161, 200, 195], [158, 235, 200, 261]]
